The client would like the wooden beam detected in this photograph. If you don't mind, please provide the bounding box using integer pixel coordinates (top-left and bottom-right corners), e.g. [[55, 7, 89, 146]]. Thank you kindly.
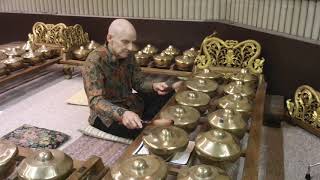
[[265, 126, 284, 180], [242, 76, 267, 180], [141, 67, 192, 77], [0, 57, 61, 86]]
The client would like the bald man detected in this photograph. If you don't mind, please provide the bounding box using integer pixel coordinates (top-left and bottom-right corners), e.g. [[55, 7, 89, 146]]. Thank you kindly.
[[82, 19, 175, 139]]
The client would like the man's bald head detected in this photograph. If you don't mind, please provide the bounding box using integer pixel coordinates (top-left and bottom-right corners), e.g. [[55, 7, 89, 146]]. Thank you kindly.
[[107, 19, 136, 40], [106, 19, 137, 59]]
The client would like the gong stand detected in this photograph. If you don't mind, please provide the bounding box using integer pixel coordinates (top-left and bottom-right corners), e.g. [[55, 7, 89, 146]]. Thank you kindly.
[[103, 66, 267, 179]]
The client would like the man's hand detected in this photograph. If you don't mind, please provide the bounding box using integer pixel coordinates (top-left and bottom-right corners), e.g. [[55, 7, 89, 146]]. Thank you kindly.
[[153, 82, 171, 95], [121, 111, 143, 129]]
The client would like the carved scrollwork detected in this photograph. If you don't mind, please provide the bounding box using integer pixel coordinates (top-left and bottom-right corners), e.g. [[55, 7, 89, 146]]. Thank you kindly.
[[28, 22, 89, 51], [195, 36, 265, 74], [286, 85, 320, 128]]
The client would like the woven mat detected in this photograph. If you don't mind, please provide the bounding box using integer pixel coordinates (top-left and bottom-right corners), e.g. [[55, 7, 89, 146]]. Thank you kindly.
[[63, 135, 128, 166], [1, 124, 70, 149], [66, 88, 88, 106]]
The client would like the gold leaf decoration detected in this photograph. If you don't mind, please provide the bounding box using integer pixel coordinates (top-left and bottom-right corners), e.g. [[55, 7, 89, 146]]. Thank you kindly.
[[286, 85, 320, 128], [195, 36, 264, 74], [28, 22, 89, 51]]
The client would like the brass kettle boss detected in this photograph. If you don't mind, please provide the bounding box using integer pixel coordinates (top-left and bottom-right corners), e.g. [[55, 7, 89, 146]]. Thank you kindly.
[[177, 164, 230, 180], [183, 47, 199, 58], [36, 45, 56, 59], [194, 68, 222, 80], [73, 46, 90, 61], [217, 94, 252, 115], [186, 78, 218, 97], [224, 80, 255, 97], [195, 129, 241, 167], [175, 90, 210, 113], [208, 108, 247, 139], [21, 50, 43, 65], [2, 55, 25, 71], [135, 51, 150, 66], [142, 126, 189, 160], [111, 154, 168, 180], [153, 52, 173, 68], [160, 105, 200, 132], [175, 55, 194, 71], [231, 68, 257, 83], [162, 45, 180, 57], [3, 47, 25, 57], [17, 149, 73, 180], [0, 63, 9, 76], [142, 44, 158, 56], [86, 40, 100, 51], [0, 141, 18, 178]]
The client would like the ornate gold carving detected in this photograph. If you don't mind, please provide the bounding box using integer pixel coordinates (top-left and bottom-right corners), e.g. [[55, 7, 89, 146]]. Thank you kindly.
[[286, 85, 320, 128], [28, 22, 89, 51], [195, 35, 265, 74]]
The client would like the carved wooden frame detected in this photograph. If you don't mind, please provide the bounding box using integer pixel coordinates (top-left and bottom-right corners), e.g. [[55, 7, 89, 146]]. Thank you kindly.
[[287, 85, 320, 137]]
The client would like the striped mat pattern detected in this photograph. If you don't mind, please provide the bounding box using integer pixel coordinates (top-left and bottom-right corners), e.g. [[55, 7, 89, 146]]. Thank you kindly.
[[63, 134, 128, 166]]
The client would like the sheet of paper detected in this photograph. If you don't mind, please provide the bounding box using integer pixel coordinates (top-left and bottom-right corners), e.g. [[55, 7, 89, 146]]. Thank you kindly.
[[132, 141, 195, 165]]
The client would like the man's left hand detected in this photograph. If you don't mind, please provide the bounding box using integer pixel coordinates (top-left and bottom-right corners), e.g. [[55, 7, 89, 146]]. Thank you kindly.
[[153, 82, 171, 95]]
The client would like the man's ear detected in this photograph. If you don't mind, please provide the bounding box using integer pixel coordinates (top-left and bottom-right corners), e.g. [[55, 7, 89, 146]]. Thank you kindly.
[[106, 34, 112, 43]]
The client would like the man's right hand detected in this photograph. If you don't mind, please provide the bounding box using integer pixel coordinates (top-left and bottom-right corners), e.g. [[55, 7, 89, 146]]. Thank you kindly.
[[121, 111, 143, 129]]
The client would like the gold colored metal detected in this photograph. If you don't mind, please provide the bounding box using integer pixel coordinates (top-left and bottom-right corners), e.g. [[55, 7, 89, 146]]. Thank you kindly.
[[175, 90, 210, 107], [160, 105, 200, 131], [36, 45, 56, 58], [142, 126, 188, 160], [86, 40, 100, 51], [135, 51, 150, 66], [287, 85, 320, 128], [3, 47, 25, 56], [73, 46, 90, 61], [186, 78, 218, 96], [22, 41, 35, 51], [208, 109, 247, 139], [0, 51, 7, 61], [29, 22, 89, 51], [0, 63, 9, 76], [231, 68, 257, 83], [2, 55, 25, 71], [195, 36, 265, 74], [111, 154, 167, 180], [177, 164, 230, 180], [22, 50, 43, 65], [153, 52, 173, 68], [218, 94, 252, 114], [194, 68, 222, 79], [224, 80, 255, 97], [163, 45, 180, 57], [195, 129, 241, 162], [18, 149, 73, 180], [142, 44, 158, 56], [175, 55, 194, 71], [183, 47, 199, 58], [0, 141, 18, 175]]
